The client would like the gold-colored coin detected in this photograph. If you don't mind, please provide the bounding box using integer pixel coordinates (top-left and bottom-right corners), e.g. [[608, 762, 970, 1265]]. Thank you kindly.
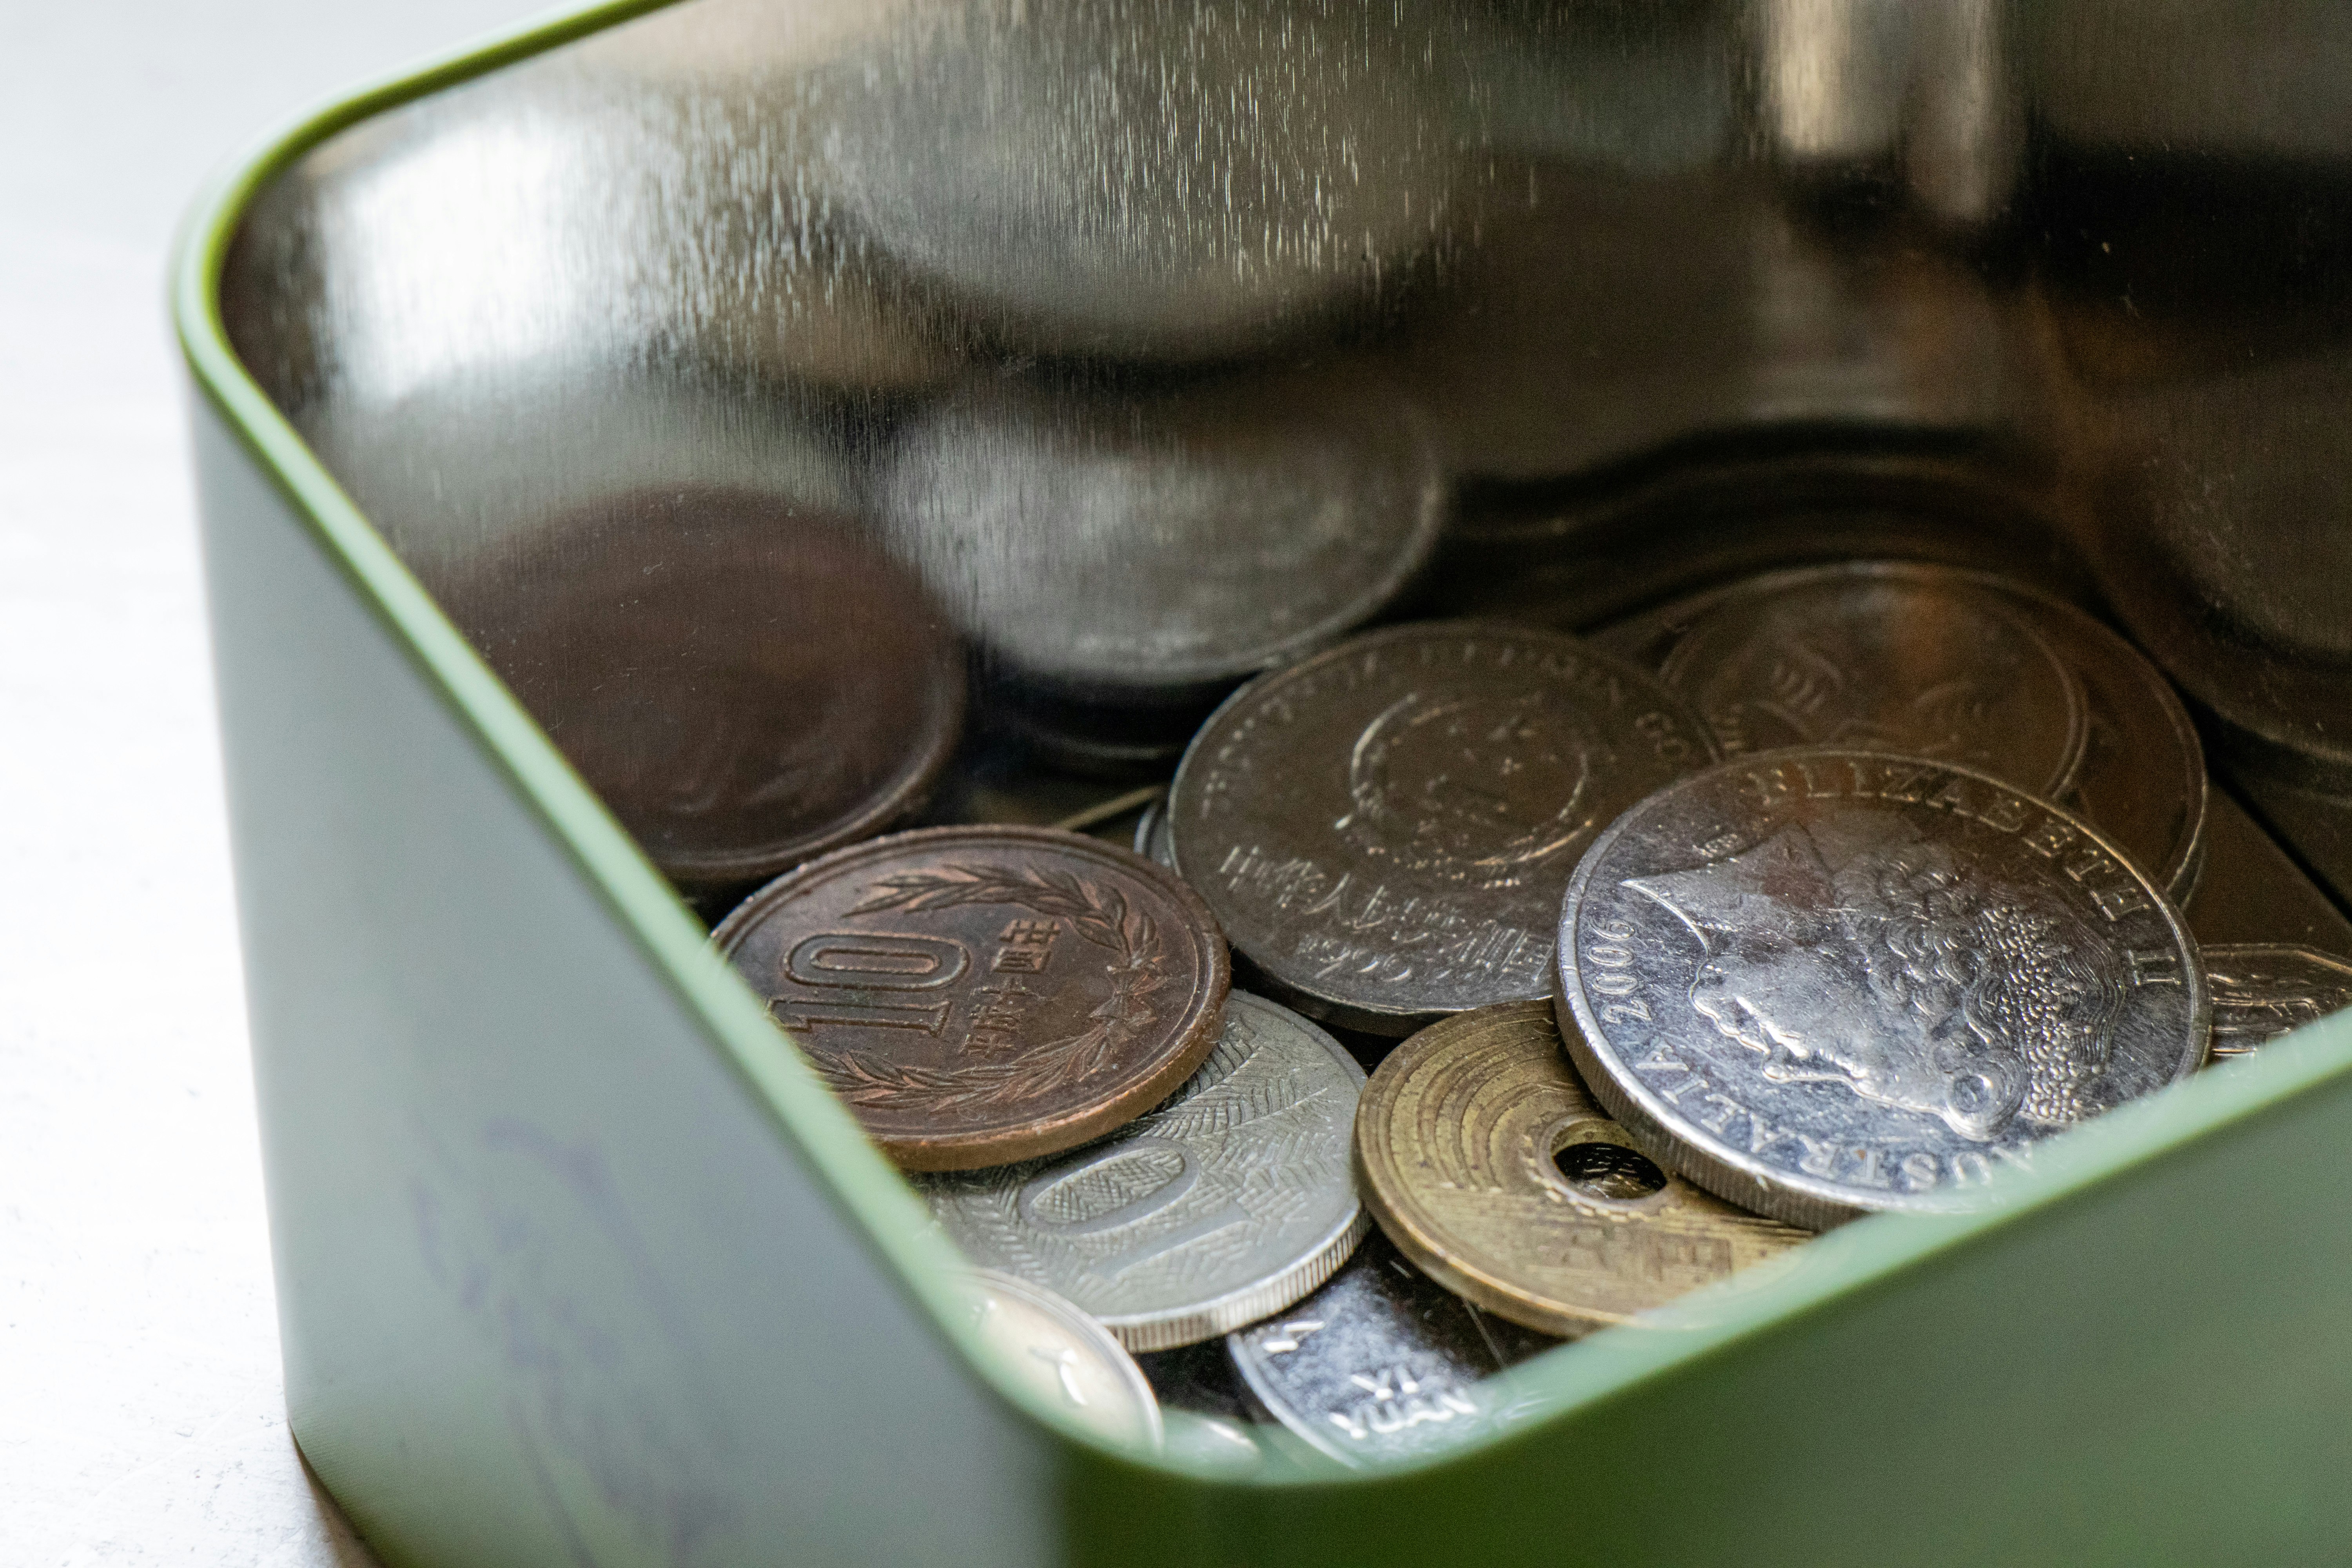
[[1354, 1001, 1811, 1336]]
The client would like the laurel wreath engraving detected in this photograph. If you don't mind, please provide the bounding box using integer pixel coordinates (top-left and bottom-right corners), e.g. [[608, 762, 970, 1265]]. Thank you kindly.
[[804, 865, 1169, 1114]]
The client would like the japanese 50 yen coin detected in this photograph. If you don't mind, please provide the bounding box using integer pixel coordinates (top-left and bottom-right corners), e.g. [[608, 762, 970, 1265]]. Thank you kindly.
[[1555, 750, 2207, 1229], [713, 826, 1229, 1171]]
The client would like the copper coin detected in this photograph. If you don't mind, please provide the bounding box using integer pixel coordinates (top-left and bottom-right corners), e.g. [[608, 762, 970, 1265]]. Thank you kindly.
[[712, 826, 1230, 1170], [445, 486, 966, 891]]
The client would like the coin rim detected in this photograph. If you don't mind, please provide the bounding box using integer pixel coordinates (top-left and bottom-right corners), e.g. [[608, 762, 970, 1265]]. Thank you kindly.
[[658, 648, 967, 888], [1604, 559, 2210, 899], [956, 1267, 1165, 1449], [1353, 1000, 1807, 1336], [1553, 746, 2213, 1230], [1167, 618, 1719, 1035], [712, 823, 1232, 1171], [1089, 992, 1372, 1352], [1653, 568, 2093, 804]]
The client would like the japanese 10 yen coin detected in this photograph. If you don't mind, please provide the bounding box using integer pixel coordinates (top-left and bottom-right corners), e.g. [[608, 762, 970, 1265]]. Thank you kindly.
[[920, 991, 1367, 1350], [712, 826, 1229, 1171], [1353, 1002, 1809, 1336], [1555, 750, 2209, 1229], [1168, 622, 1717, 1034]]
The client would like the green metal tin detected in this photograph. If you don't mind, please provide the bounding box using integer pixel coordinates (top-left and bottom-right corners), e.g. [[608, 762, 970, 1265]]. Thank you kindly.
[[175, 3, 2352, 1563]]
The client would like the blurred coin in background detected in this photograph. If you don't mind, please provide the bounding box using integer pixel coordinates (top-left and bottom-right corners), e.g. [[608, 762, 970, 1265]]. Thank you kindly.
[[879, 366, 1446, 718], [811, 0, 1473, 360], [445, 487, 965, 892]]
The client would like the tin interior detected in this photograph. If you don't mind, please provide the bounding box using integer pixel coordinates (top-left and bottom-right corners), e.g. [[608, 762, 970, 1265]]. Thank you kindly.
[[213, 0, 2352, 1475]]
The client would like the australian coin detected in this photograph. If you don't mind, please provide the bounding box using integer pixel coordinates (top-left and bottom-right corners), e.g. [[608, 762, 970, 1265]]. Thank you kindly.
[[712, 826, 1229, 1171], [880, 367, 1445, 711], [1228, 1229, 1558, 1469], [1598, 560, 2208, 897], [2204, 945, 2352, 1059], [920, 991, 1367, 1350], [1557, 749, 2210, 1228], [1167, 621, 1717, 1034], [448, 489, 965, 891], [949, 1269, 1161, 1450], [1354, 1001, 1809, 1334]]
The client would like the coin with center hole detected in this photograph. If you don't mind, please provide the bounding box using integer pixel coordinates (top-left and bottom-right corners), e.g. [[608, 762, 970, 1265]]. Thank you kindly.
[[712, 826, 1229, 1171], [2203, 945, 2352, 1059], [1353, 1001, 1809, 1336], [1168, 621, 1718, 1035], [920, 991, 1366, 1351], [1597, 560, 2208, 898], [1556, 748, 2209, 1229], [949, 1270, 1161, 1450], [1227, 1229, 1558, 1469]]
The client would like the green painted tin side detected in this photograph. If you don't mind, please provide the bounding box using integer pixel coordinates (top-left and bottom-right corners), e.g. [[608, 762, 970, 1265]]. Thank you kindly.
[[174, 2, 2352, 1563]]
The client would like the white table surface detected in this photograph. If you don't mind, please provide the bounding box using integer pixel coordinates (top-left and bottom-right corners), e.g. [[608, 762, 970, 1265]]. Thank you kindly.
[[1, 3, 547, 1561]]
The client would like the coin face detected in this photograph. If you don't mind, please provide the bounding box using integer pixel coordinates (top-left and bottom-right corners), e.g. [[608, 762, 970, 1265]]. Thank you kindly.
[[920, 991, 1366, 1350], [448, 489, 966, 889], [1652, 570, 2090, 794], [1599, 561, 2208, 897], [712, 826, 1229, 1171], [1557, 750, 2210, 1228], [879, 368, 1445, 708], [2204, 945, 2352, 1059], [1354, 1002, 1809, 1334], [1227, 1230, 1558, 1469], [1168, 622, 1717, 1034], [949, 1270, 1161, 1450]]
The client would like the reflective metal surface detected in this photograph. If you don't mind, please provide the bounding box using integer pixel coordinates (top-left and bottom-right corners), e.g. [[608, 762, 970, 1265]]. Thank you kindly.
[[1557, 749, 2209, 1229], [217, 0, 2352, 854]]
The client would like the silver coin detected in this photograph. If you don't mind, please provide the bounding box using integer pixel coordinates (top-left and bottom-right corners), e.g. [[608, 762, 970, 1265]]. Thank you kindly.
[[921, 991, 1367, 1351], [1556, 748, 2209, 1228], [810, 0, 1466, 361], [879, 368, 1445, 709], [1168, 621, 1718, 1034], [1597, 561, 2209, 898], [1227, 1230, 1556, 1470], [948, 1269, 1162, 1450], [2204, 945, 2352, 1060], [1132, 797, 1176, 871]]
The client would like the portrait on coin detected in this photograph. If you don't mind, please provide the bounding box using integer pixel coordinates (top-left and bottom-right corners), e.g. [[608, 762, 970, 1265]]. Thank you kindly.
[[1627, 811, 2128, 1141]]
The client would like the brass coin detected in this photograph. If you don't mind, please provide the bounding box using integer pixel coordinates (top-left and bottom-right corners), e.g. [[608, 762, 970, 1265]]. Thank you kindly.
[[1354, 1001, 1809, 1337], [713, 826, 1230, 1171]]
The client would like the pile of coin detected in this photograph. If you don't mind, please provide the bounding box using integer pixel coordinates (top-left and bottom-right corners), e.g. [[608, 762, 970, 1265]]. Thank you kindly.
[[702, 551, 2352, 1469]]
